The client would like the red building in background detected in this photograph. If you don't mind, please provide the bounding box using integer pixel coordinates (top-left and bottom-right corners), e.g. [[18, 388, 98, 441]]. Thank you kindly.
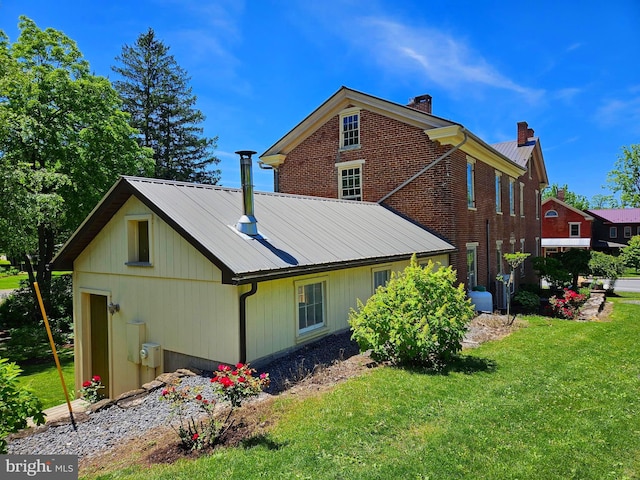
[[541, 191, 593, 256]]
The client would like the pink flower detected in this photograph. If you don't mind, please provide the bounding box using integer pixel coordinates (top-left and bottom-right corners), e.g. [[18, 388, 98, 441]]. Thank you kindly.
[[219, 377, 234, 388], [259, 373, 268, 380], [232, 370, 238, 376], [161, 389, 169, 396]]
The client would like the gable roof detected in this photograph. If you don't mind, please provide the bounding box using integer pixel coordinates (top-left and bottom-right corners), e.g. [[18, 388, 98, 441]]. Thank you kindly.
[[260, 86, 528, 179], [587, 208, 640, 224], [542, 197, 594, 220], [492, 139, 549, 186], [52, 176, 455, 285]]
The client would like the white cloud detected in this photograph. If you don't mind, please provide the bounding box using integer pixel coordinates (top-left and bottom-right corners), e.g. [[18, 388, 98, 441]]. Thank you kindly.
[[596, 96, 640, 129], [351, 17, 544, 101]]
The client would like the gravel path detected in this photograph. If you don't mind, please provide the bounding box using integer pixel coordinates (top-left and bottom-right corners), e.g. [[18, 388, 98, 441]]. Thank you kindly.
[[7, 331, 361, 459]]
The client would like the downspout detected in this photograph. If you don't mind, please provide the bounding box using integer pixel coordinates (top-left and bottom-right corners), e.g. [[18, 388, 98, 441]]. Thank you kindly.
[[378, 127, 468, 204], [239, 282, 258, 364], [486, 219, 491, 288]]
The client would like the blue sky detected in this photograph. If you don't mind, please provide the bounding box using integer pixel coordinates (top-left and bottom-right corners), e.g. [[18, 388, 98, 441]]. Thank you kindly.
[[1, 1, 639, 200]]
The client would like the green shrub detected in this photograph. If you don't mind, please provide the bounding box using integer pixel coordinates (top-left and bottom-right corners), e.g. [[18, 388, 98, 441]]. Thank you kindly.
[[0, 358, 45, 453], [532, 256, 571, 290], [0, 275, 72, 362], [349, 256, 474, 368], [589, 251, 625, 281], [513, 290, 540, 313]]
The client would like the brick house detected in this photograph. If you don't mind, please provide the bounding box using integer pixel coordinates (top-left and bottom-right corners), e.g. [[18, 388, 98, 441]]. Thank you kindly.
[[587, 208, 640, 252], [541, 191, 594, 256], [260, 87, 548, 303]]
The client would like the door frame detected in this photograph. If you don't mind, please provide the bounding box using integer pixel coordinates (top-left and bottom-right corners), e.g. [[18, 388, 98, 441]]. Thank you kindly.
[[78, 288, 114, 399]]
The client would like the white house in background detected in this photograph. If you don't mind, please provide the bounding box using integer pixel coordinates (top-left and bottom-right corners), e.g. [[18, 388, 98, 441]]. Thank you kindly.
[[52, 160, 454, 398]]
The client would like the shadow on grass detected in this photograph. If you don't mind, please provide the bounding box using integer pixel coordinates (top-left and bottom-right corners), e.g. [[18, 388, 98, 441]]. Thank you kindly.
[[401, 354, 497, 376], [241, 434, 287, 451], [17, 348, 74, 375]]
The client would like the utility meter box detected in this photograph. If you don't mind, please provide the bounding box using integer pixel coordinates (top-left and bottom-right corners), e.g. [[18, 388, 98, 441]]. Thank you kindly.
[[140, 342, 161, 368]]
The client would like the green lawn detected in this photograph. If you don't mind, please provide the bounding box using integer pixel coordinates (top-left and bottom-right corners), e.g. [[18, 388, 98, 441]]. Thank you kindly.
[[16, 349, 75, 410], [0, 273, 27, 290], [82, 293, 640, 480]]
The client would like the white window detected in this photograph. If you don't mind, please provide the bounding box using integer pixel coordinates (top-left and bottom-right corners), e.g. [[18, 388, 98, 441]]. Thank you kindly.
[[509, 178, 515, 216], [496, 240, 503, 275], [520, 239, 526, 277], [372, 267, 391, 292], [340, 108, 360, 149], [519, 182, 525, 217], [466, 243, 478, 288], [624, 226, 632, 238], [296, 279, 326, 334], [126, 214, 152, 266], [569, 223, 581, 237], [610, 227, 618, 238], [545, 210, 558, 218], [535, 190, 540, 219], [467, 158, 476, 209], [495, 171, 502, 214], [336, 160, 364, 201]]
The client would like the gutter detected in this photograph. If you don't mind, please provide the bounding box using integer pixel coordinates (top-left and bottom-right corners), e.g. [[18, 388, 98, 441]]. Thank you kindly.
[[377, 127, 468, 204], [239, 282, 258, 364]]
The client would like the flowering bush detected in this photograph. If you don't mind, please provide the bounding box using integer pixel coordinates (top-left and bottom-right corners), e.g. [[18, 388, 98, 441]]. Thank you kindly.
[[547, 289, 587, 319], [161, 363, 269, 451], [79, 375, 104, 403]]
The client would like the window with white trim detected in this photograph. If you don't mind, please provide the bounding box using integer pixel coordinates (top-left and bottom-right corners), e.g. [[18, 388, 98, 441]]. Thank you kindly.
[[509, 178, 515, 215], [340, 109, 360, 149], [535, 190, 540, 219], [519, 182, 525, 217], [610, 227, 618, 238], [520, 239, 526, 277], [372, 267, 391, 292], [467, 159, 476, 209], [337, 161, 364, 201], [545, 210, 558, 218], [495, 171, 502, 213], [624, 226, 632, 238], [569, 223, 580, 237], [126, 214, 152, 266], [496, 240, 503, 275], [296, 279, 326, 334], [466, 243, 478, 288]]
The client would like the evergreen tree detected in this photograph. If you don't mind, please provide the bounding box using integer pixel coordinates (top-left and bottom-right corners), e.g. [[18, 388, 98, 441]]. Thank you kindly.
[[112, 28, 220, 184]]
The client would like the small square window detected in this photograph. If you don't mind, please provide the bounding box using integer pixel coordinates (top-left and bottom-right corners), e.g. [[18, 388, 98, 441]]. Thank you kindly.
[[126, 215, 153, 266], [372, 268, 391, 291]]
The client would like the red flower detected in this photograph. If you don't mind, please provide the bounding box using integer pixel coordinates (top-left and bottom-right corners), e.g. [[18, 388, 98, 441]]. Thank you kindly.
[[195, 394, 202, 401], [82, 381, 91, 388], [192, 433, 199, 441], [259, 373, 268, 380], [161, 389, 169, 396], [236, 362, 244, 369], [92, 375, 101, 383], [232, 370, 238, 376], [211, 376, 218, 383], [219, 377, 234, 388], [202, 399, 209, 405], [238, 377, 246, 383]]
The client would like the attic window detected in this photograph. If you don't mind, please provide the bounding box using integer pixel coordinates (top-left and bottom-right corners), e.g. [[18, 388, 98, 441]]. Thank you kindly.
[[340, 108, 360, 150], [126, 214, 153, 266], [545, 210, 558, 218]]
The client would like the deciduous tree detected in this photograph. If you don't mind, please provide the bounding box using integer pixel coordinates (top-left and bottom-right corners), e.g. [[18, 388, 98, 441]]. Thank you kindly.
[[112, 28, 220, 184], [542, 183, 590, 211], [621, 235, 640, 273], [606, 144, 640, 207], [0, 17, 153, 290]]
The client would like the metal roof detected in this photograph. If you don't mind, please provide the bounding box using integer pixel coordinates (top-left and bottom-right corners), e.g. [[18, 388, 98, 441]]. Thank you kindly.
[[491, 139, 537, 168], [52, 176, 455, 284], [588, 208, 640, 224]]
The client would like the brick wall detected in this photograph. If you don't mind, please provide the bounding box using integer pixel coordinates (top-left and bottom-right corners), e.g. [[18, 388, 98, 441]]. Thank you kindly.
[[277, 107, 543, 293]]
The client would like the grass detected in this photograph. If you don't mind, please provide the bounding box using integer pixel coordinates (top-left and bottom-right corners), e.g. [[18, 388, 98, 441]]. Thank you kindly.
[[0, 273, 27, 290], [81, 293, 640, 480], [16, 349, 75, 410]]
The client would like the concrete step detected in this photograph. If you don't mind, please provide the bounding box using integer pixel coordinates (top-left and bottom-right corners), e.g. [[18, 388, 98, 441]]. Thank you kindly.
[[28, 398, 89, 428]]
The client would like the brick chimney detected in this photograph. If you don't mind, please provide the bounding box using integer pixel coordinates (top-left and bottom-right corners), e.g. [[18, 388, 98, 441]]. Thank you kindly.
[[557, 189, 565, 202], [517, 121, 529, 146], [407, 94, 432, 114]]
